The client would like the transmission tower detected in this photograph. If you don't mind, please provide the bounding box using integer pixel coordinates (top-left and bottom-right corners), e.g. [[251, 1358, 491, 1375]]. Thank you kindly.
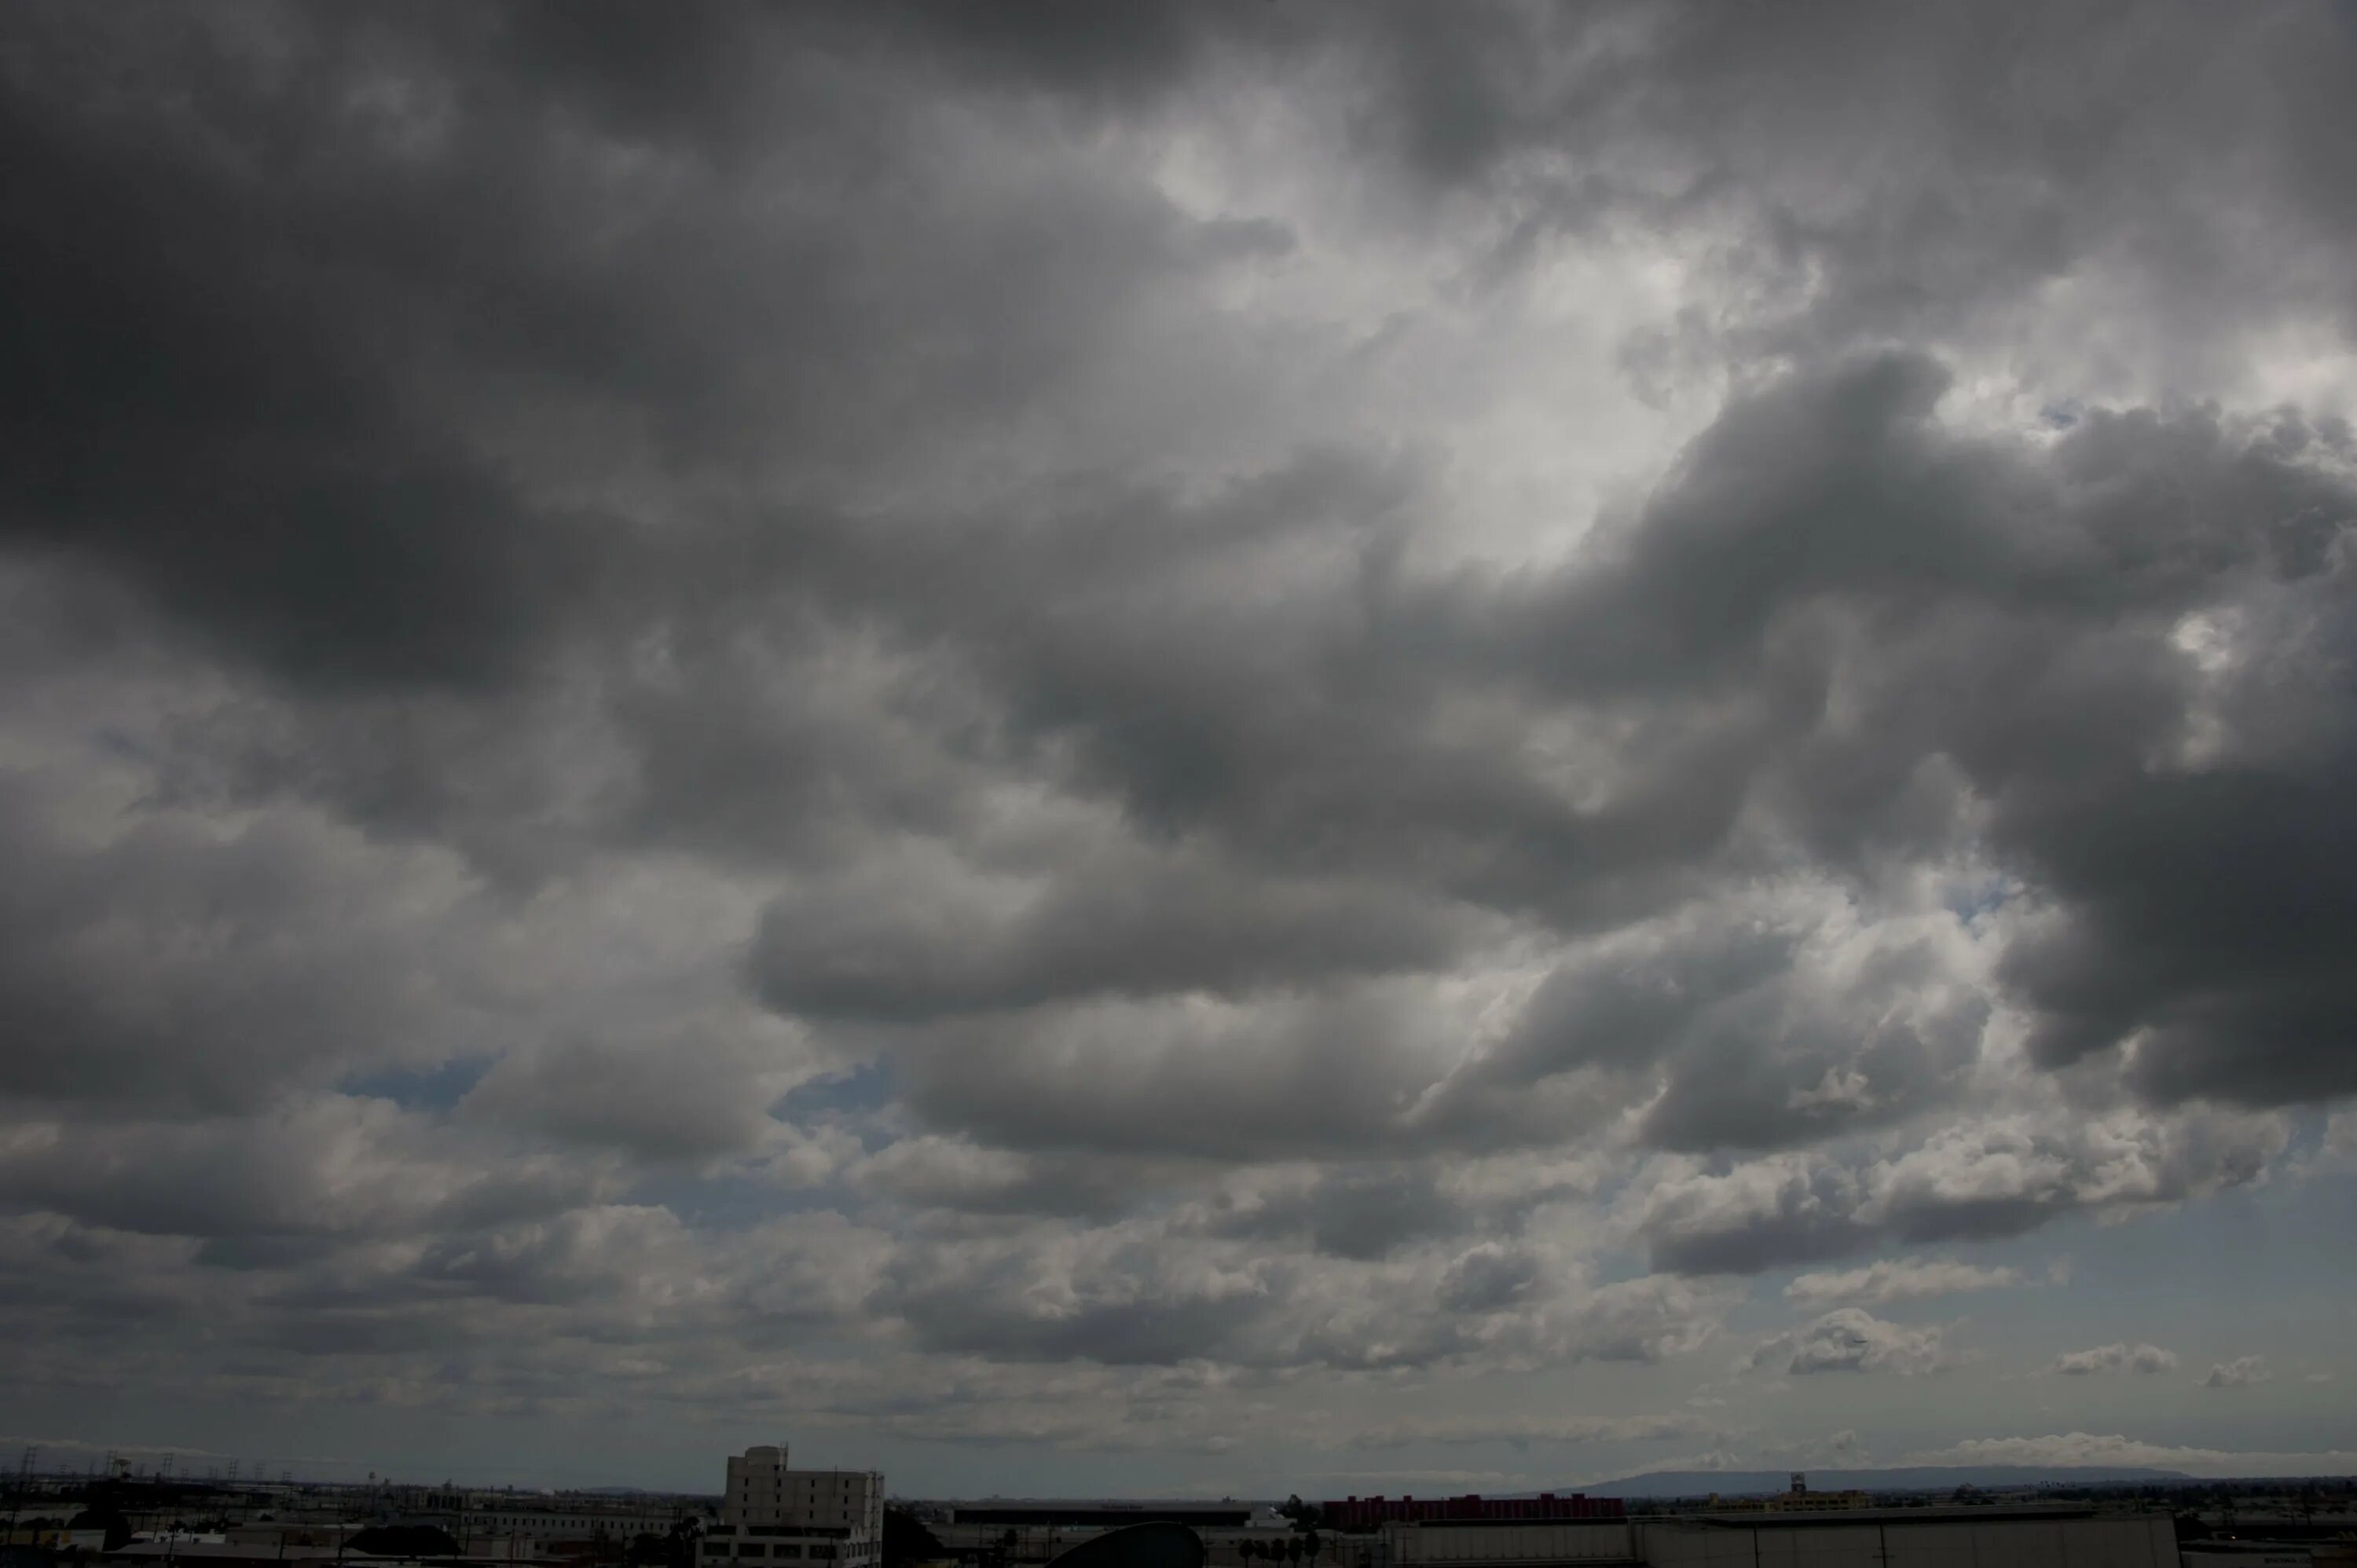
[[10, 1447, 38, 1538]]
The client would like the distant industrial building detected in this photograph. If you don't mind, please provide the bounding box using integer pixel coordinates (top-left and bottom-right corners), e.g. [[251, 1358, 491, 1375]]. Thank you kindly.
[[703, 1445, 883, 1568], [951, 1507, 1255, 1530], [460, 1504, 689, 1539], [1369, 1503, 2176, 1568], [1320, 1497, 1624, 1533], [1697, 1475, 1871, 1515]]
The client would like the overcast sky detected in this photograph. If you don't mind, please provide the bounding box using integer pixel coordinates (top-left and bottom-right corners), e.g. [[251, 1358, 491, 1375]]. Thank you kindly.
[[5, 0, 2357, 1497]]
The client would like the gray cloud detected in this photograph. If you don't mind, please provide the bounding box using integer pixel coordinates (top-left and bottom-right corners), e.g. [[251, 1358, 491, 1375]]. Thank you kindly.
[[2, 0, 2354, 1481], [457, 1009, 815, 1163], [1637, 1158, 1872, 1276], [1348, 1412, 1720, 1450], [1435, 1244, 1544, 1314], [1786, 1258, 2028, 1310], [1636, 1104, 2289, 1276], [751, 843, 1468, 1022], [0, 771, 493, 1112], [0, 1099, 616, 1252]]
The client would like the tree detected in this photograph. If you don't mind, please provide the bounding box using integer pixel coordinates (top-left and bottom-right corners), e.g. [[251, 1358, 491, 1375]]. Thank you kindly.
[[1302, 1533, 1321, 1563], [346, 1526, 462, 1559], [69, 1490, 131, 1552], [1287, 1541, 1302, 1563], [884, 1509, 945, 1568]]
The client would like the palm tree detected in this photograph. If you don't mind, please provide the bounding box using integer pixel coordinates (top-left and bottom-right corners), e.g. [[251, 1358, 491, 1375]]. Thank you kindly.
[[667, 1517, 704, 1568]]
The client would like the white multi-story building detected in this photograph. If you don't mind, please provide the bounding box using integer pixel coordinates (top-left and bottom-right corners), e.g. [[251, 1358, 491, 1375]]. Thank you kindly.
[[706, 1445, 882, 1568]]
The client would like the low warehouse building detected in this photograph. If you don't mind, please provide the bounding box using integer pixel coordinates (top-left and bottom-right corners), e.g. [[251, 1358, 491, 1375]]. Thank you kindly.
[[1382, 1523, 1637, 1566], [1378, 1505, 2178, 1568]]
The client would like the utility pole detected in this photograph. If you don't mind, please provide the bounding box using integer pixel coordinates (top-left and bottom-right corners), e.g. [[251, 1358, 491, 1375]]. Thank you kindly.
[[9, 1446, 36, 1541]]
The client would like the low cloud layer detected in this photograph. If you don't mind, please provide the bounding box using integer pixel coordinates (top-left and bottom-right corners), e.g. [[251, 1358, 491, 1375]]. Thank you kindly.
[[2, 0, 2354, 1490], [1915, 1434, 2357, 1478], [1750, 1309, 1955, 1378], [1786, 1258, 2027, 1310], [2051, 1343, 2179, 1377]]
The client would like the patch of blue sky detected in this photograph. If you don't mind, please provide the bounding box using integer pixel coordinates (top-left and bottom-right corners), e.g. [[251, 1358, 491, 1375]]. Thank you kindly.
[[621, 1166, 851, 1229], [340, 1054, 493, 1111], [1941, 873, 2013, 925], [778, 1059, 896, 1121]]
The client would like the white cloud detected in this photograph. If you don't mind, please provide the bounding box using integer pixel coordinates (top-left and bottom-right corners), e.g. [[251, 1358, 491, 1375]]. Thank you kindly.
[[2204, 1355, 2273, 1388], [1750, 1308, 1953, 1376], [1914, 1433, 2357, 1478], [2049, 1343, 2178, 1376], [2301, 1110, 2357, 1179]]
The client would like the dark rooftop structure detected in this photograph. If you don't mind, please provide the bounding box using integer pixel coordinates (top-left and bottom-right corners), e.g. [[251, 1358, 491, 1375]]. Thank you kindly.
[[1045, 1523, 1204, 1568]]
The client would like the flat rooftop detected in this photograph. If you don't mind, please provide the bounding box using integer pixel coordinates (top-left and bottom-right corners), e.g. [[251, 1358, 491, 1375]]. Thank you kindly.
[[1677, 1504, 2106, 1529]]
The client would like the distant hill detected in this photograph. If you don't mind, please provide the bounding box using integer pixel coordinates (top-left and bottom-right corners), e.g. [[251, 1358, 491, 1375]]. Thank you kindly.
[[1579, 1467, 2193, 1498]]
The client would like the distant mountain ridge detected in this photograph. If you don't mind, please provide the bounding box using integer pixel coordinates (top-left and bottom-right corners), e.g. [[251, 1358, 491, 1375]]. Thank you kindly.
[[1574, 1467, 2193, 1498]]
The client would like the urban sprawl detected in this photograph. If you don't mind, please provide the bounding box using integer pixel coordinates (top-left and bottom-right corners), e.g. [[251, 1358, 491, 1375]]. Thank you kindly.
[[5, 1445, 2354, 1568]]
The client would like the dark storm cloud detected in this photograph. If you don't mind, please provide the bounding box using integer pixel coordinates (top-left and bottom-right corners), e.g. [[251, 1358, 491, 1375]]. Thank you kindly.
[[0, 0, 1299, 695], [1484, 358, 2357, 1108], [3, 0, 2356, 1443], [0, 5, 607, 693], [752, 852, 1464, 1022], [828, 350, 2357, 1140]]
